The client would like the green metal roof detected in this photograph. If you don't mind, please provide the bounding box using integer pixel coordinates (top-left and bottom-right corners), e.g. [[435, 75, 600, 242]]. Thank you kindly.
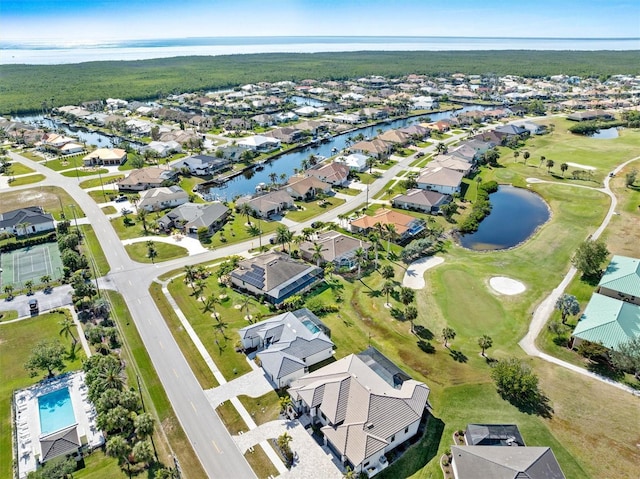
[[598, 255, 640, 298], [572, 293, 640, 350]]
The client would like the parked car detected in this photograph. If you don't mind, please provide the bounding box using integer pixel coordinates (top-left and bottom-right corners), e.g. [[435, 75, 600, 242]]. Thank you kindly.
[[115, 195, 128, 202], [121, 208, 132, 215], [29, 299, 39, 314]]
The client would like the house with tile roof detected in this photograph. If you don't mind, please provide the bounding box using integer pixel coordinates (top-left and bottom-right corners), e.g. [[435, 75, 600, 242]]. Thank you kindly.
[[426, 156, 475, 176], [417, 167, 465, 195], [117, 167, 177, 191], [0, 206, 55, 237], [157, 202, 229, 235], [238, 308, 334, 388], [285, 176, 332, 200], [335, 153, 370, 172], [349, 208, 425, 242], [307, 162, 351, 186], [299, 230, 371, 270], [235, 190, 295, 218], [288, 347, 430, 477], [392, 189, 450, 214], [349, 139, 393, 160], [172, 154, 230, 176], [451, 446, 565, 479], [83, 148, 127, 166], [230, 252, 323, 305], [137, 185, 189, 212]]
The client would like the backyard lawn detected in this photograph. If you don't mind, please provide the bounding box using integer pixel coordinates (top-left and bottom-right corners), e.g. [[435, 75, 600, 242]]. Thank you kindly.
[[0, 186, 85, 220], [125, 241, 188, 263], [286, 197, 346, 222]]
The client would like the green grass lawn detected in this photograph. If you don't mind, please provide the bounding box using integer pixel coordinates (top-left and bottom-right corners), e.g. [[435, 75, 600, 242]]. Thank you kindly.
[[79, 224, 111, 276], [286, 197, 346, 222], [8, 174, 45, 187], [125, 241, 188, 263], [356, 172, 379, 184], [42, 156, 84, 171], [104, 291, 207, 479], [0, 186, 85, 220], [216, 400, 247, 435], [7, 162, 35, 175], [238, 392, 281, 427], [244, 444, 280, 479], [16, 151, 44, 162], [208, 213, 280, 249], [101, 205, 117, 214], [75, 450, 125, 479], [61, 168, 109, 178], [87, 190, 112, 203], [111, 214, 169, 240], [0, 310, 18, 322], [334, 187, 361, 196], [79, 174, 124, 189], [375, 160, 397, 170], [0, 311, 86, 479]]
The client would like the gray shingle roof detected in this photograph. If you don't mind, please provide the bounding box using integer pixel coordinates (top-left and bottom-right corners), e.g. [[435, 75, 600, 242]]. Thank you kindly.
[[40, 425, 80, 462], [451, 446, 565, 479], [0, 206, 54, 229]]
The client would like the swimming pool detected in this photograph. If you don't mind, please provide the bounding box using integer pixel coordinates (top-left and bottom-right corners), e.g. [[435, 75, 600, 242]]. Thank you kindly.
[[302, 319, 320, 334], [38, 387, 76, 435]]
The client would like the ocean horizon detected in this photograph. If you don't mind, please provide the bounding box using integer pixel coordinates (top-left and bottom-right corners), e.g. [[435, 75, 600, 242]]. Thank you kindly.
[[1, 36, 639, 65]]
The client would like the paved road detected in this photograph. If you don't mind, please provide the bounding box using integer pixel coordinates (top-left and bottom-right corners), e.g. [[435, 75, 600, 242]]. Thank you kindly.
[[8, 151, 257, 479], [519, 156, 640, 395]]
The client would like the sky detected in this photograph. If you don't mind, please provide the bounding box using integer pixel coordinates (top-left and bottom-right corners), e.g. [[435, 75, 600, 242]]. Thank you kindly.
[[1, 0, 639, 44]]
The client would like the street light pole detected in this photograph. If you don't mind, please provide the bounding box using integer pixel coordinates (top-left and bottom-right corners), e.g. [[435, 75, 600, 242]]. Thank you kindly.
[[69, 204, 81, 241], [98, 170, 107, 203]]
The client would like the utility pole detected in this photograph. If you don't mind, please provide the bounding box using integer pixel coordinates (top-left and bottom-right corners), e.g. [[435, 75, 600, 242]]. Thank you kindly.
[[69, 204, 82, 241]]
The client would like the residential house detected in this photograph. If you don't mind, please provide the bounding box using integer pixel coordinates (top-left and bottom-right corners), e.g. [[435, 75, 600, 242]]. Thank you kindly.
[[236, 190, 295, 218], [237, 135, 281, 152], [299, 230, 371, 270], [238, 308, 334, 388], [448, 144, 479, 164], [411, 95, 439, 110], [172, 154, 230, 176], [349, 139, 392, 160], [572, 255, 640, 351], [137, 185, 189, 212], [307, 162, 350, 186], [157, 202, 229, 234], [335, 153, 370, 172], [230, 252, 323, 305], [417, 167, 465, 195], [125, 119, 152, 136], [294, 106, 324, 117], [398, 124, 430, 140], [392, 189, 450, 214], [286, 176, 332, 200], [378, 130, 411, 146], [146, 140, 182, 157], [426, 156, 474, 176], [0, 206, 55, 237], [288, 347, 430, 477], [39, 133, 83, 154], [515, 121, 547, 135], [360, 108, 388, 120], [494, 124, 529, 138], [83, 148, 127, 166], [567, 110, 615, 122], [274, 111, 299, 123], [463, 139, 497, 155], [264, 127, 303, 144], [350, 208, 425, 242], [451, 446, 565, 479], [117, 167, 177, 192], [251, 114, 275, 127]]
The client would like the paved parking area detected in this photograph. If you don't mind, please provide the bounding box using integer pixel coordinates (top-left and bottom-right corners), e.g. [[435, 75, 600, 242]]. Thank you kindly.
[[0, 285, 73, 317], [203, 369, 273, 409], [233, 419, 343, 479]]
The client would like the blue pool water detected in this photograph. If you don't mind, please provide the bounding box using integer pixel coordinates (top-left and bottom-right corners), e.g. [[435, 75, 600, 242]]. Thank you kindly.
[[302, 320, 320, 334], [38, 387, 76, 435]]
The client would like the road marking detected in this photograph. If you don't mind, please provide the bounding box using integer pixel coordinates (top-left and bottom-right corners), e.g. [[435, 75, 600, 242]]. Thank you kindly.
[[137, 298, 142, 304], [128, 280, 133, 286], [212, 440, 221, 454], [159, 340, 164, 349], [190, 401, 197, 413], [172, 368, 178, 378]]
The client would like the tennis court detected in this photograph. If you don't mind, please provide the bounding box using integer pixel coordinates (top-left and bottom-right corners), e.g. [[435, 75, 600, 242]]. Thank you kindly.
[[0, 243, 64, 289]]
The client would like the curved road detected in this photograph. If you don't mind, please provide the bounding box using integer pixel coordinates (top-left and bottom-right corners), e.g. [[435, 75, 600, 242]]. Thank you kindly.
[[519, 156, 640, 395]]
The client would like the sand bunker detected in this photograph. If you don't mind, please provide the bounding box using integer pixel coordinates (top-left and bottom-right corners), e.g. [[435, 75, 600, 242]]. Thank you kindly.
[[489, 276, 526, 295], [565, 162, 596, 171], [403, 256, 445, 289]]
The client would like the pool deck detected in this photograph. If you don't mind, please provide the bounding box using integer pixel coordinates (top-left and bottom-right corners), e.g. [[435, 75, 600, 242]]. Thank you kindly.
[[14, 371, 104, 478]]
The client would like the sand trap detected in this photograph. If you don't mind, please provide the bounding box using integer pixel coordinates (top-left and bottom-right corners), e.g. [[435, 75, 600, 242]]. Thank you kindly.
[[403, 256, 445, 289], [489, 276, 526, 295], [565, 162, 596, 171]]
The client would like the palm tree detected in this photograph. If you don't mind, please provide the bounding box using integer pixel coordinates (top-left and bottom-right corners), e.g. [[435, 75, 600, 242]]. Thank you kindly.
[[59, 317, 78, 347], [311, 242, 325, 267], [381, 280, 395, 306], [380, 264, 395, 281], [324, 262, 335, 280], [435, 142, 448, 154], [279, 173, 287, 184], [213, 318, 229, 340], [384, 223, 398, 253], [399, 286, 415, 307], [193, 278, 207, 299], [137, 208, 149, 233], [405, 305, 418, 334], [16, 221, 31, 237], [513, 150, 520, 162], [442, 327, 456, 349], [202, 294, 221, 319], [99, 361, 126, 391], [134, 412, 155, 439], [368, 231, 381, 268], [560, 162, 568, 177], [269, 172, 278, 186], [539, 155, 546, 168], [132, 440, 155, 465], [555, 293, 580, 324], [24, 280, 34, 295], [546, 159, 555, 172], [300, 158, 310, 171], [4, 284, 14, 299], [353, 247, 367, 279], [237, 202, 254, 226], [523, 151, 530, 164], [275, 225, 293, 256], [40, 274, 52, 292], [279, 395, 293, 415], [277, 431, 293, 450], [239, 296, 252, 320], [184, 265, 196, 289], [146, 240, 158, 263], [106, 435, 131, 467], [478, 335, 493, 357]]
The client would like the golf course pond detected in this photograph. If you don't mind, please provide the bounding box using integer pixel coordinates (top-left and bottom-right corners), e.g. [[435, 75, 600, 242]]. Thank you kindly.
[[459, 185, 550, 251]]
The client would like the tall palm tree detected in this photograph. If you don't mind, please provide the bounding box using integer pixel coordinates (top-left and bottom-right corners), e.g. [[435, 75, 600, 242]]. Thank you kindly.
[[40, 274, 52, 291], [134, 412, 155, 439], [311, 242, 325, 267], [59, 317, 78, 346], [202, 294, 221, 318], [275, 225, 293, 256], [442, 327, 456, 349], [478, 335, 493, 357], [106, 436, 131, 468], [146, 240, 158, 263], [4, 284, 15, 299], [238, 202, 254, 226], [399, 286, 415, 307], [137, 208, 149, 233], [269, 172, 278, 186], [213, 318, 229, 340], [381, 280, 395, 305], [324, 262, 335, 280], [239, 296, 252, 320], [24, 280, 34, 295], [380, 264, 395, 281], [99, 361, 126, 391], [184, 265, 196, 289], [405, 305, 418, 334], [368, 231, 381, 269], [353, 247, 367, 279], [384, 223, 398, 253]]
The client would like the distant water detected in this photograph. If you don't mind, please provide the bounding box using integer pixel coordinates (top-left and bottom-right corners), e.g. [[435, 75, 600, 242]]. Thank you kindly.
[[1, 36, 638, 65]]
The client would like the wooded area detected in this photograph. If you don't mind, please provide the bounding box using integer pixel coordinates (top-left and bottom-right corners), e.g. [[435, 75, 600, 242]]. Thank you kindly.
[[1, 50, 639, 114]]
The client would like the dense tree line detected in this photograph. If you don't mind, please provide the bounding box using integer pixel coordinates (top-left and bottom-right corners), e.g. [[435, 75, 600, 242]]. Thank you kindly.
[[2, 50, 639, 114]]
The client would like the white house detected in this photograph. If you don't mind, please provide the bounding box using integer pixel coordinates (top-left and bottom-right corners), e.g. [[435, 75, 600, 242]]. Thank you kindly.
[[416, 167, 464, 195], [237, 135, 281, 153], [238, 309, 334, 388], [137, 185, 189, 212], [335, 153, 369, 172], [288, 347, 430, 477]]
